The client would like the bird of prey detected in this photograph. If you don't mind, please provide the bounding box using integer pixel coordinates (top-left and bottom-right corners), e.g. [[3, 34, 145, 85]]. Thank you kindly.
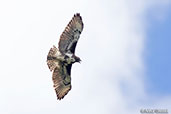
[[46, 13, 84, 100]]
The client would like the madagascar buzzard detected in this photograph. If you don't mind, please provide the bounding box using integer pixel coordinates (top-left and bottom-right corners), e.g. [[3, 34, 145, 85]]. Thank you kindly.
[[47, 13, 83, 100]]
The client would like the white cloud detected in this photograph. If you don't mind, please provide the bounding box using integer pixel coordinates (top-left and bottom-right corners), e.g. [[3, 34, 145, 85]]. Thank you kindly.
[[0, 0, 170, 114]]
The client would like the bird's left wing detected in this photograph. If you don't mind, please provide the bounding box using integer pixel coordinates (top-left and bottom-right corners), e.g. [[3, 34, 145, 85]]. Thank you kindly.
[[47, 46, 72, 100], [58, 13, 84, 55], [52, 64, 72, 100]]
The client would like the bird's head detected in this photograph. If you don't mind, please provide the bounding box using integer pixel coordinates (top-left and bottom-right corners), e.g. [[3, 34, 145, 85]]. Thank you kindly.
[[74, 55, 81, 63]]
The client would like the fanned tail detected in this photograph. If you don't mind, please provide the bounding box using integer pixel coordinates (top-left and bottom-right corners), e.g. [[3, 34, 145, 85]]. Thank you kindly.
[[47, 45, 59, 71]]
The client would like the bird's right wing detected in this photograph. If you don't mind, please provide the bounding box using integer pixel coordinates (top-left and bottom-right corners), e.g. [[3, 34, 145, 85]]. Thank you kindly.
[[58, 13, 84, 55]]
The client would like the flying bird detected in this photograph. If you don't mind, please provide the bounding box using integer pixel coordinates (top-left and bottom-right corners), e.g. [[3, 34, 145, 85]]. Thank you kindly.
[[46, 13, 84, 100]]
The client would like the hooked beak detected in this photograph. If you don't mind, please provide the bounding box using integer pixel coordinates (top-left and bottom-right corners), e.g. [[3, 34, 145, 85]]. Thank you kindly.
[[78, 59, 81, 63], [74, 55, 81, 63], [77, 58, 81, 63]]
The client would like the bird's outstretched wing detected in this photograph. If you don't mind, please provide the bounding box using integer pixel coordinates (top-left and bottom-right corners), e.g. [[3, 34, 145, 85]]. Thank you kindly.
[[52, 64, 72, 100], [58, 13, 84, 54], [47, 46, 72, 100]]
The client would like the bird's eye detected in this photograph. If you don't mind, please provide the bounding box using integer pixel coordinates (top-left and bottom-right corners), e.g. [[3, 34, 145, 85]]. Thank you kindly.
[[64, 55, 69, 59]]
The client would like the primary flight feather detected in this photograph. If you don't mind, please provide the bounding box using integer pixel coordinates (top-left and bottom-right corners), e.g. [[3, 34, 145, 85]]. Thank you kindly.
[[47, 13, 84, 100]]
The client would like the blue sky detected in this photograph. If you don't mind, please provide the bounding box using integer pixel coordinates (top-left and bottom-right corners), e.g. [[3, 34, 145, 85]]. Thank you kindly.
[[146, 8, 171, 96]]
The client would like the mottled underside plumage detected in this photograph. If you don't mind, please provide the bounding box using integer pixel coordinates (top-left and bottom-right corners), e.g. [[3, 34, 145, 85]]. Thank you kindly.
[[59, 13, 84, 54], [46, 13, 83, 100]]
